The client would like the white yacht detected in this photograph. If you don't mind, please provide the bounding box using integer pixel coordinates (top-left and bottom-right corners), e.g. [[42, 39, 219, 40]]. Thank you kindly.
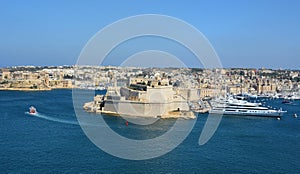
[[209, 96, 286, 117]]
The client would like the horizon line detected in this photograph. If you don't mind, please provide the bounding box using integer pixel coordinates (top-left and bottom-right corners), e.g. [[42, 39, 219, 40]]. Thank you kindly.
[[1, 64, 300, 71]]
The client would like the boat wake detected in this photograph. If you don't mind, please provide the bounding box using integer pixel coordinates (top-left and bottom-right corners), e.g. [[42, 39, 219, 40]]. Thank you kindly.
[[25, 112, 80, 125]]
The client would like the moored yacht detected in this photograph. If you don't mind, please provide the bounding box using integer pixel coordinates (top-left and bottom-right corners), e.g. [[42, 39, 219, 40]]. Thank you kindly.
[[209, 96, 286, 117]]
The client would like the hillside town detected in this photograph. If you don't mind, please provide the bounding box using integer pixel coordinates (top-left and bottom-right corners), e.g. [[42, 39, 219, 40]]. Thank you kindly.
[[0, 66, 74, 90], [0, 66, 299, 99]]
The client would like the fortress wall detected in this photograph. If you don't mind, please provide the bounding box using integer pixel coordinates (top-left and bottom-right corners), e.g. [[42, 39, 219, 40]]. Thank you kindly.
[[146, 86, 174, 102], [169, 101, 190, 111], [118, 102, 145, 116]]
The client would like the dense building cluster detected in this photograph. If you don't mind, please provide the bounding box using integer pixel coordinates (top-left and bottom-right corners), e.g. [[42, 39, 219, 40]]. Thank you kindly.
[[0, 66, 73, 90], [1, 66, 299, 98]]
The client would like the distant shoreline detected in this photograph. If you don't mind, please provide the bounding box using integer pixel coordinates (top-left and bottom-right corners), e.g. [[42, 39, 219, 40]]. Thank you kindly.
[[0, 87, 73, 91]]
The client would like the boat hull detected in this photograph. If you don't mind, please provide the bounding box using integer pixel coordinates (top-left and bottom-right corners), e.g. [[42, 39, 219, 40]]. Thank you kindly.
[[209, 110, 286, 117]]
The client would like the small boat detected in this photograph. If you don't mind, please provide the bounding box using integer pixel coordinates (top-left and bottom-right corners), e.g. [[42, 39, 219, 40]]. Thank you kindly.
[[29, 106, 37, 115]]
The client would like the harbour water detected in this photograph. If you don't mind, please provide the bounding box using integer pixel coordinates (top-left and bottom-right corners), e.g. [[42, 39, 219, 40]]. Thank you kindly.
[[0, 89, 299, 173]]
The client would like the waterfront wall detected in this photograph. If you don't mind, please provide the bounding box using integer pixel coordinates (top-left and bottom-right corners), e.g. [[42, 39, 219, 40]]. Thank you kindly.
[[103, 100, 189, 117]]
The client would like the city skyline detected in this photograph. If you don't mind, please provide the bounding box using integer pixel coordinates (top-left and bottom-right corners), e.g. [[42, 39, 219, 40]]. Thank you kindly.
[[1, 1, 300, 69]]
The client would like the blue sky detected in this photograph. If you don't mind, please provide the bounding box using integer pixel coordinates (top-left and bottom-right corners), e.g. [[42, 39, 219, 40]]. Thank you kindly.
[[0, 0, 300, 69]]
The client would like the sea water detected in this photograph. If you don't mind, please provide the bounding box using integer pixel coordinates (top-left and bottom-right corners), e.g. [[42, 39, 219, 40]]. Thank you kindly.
[[0, 90, 299, 173]]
